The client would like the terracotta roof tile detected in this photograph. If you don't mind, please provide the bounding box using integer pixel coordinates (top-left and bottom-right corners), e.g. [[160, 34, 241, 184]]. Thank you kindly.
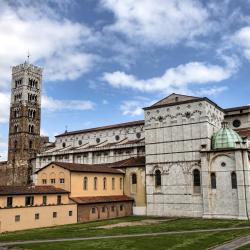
[[0, 185, 69, 195], [36, 162, 125, 174], [55, 120, 144, 137], [70, 195, 133, 204], [111, 156, 145, 168]]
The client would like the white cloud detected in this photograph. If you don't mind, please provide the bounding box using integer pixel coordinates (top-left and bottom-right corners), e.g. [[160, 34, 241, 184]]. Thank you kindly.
[[233, 26, 250, 60], [120, 97, 155, 117], [102, 61, 236, 93], [0, 1, 96, 89], [42, 95, 95, 112], [195, 86, 228, 96], [100, 0, 211, 46], [0, 92, 10, 123]]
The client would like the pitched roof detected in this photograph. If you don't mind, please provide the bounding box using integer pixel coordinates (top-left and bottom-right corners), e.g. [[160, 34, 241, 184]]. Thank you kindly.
[[36, 161, 125, 174], [151, 93, 200, 107], [70, 195, 133, 204], [0, 185, 69, 195], [111, 156, 145, 168], [55, 120, 144, 137], [144, 93, 224, 112]]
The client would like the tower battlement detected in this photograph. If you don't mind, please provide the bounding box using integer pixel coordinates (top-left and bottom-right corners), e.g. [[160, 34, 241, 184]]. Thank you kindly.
[[12, 62, 43, 74]]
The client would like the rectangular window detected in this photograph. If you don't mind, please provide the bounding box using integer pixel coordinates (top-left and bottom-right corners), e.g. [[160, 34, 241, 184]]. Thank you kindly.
[[35, 213, 39, 220], [25, 196, 34, 206], [57, 195, 62, 205], [111, 206, 114, 212], [15, 215, 20, 222], [53, 212, 57, 218], [42, 179, 47, 184], [42, 195, 47, 205], [69, 211, 73, 216], [102, 207, 105, 213], [51, 179, 56, 184], [112, 178, 115, 190], [7, 196, 13, 208], [91, 207, 96, 214], [59, 178, 65, 184], [120, 205, 123, 211]]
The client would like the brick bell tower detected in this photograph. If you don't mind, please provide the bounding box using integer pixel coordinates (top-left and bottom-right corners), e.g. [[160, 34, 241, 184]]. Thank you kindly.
[[8, 61, 43, 184]]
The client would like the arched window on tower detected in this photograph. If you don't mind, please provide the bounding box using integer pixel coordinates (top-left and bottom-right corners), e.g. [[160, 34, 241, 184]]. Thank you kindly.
[[14, 140, 17, 149], [193, 169, 201, 194], [14, 125, 19, 133], [231, 172, 237, 189], [211, 173, 216, 189], [155, 170, 162, 187]]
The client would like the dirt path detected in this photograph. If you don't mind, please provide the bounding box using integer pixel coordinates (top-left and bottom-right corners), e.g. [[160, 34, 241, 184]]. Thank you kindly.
[[1, 226, 250, 248]]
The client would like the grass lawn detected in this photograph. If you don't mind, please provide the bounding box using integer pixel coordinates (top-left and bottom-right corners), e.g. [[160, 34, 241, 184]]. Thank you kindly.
[[14, 229, 250, 250], [1, 216, 250, 244]]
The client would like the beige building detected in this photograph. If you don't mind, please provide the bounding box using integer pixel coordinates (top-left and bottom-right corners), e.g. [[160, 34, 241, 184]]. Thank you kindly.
[[36, 161, 134, 222], [0, 186, 77, 232]]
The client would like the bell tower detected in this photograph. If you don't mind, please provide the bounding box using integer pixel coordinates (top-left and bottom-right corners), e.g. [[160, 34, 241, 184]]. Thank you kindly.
[[8, 61, 43, 184]]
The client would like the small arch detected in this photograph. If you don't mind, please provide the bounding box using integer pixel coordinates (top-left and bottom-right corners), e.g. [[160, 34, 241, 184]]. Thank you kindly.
[[112, 177, 115, 190], [131, 173, 137, 184], [231, 172, 237, 189], [83, 177, 88, 190], [211, 173, 216, 189], [155, 169, 161, 187], [193, 169, 201, 194], [103, 177, 107, 190], [94, 177, 98, 190]]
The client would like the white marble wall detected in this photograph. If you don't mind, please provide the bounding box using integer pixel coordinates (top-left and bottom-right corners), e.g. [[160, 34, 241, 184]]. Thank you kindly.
[[145, 100, 224, 217]]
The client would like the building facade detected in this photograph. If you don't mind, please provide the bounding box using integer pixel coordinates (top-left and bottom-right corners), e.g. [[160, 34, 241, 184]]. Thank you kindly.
[[1, 62, 250, 221], [0, 185, 77, 232], [36, 162, 133, 222]]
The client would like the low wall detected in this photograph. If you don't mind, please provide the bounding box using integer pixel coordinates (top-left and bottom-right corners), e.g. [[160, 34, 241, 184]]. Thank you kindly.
[[0, 204, 77, 233]]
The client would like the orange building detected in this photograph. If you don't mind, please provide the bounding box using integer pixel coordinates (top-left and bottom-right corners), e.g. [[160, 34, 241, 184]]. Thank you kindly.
[[0, 185, 77, 232], [36, 162, 134, 222]]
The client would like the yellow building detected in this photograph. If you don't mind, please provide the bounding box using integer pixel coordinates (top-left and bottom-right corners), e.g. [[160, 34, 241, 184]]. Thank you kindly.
[[36, 162, 134, 222], [0, 186, 77, 232], [111, 157, 146, 215]]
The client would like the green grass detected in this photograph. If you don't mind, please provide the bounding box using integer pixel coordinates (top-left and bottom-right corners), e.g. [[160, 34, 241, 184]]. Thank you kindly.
[[13, 229, 250, 250], [1, 216, 250, 243], [237, 244, 250, 249]]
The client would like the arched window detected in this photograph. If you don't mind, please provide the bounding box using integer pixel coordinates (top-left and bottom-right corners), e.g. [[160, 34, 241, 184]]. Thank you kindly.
[[29, 140, 33, 149], [155, 170, 161, 187], [120, 178, 123, 190], [103, 177, 107, 190], [193, 169, 201, 193], [112, 177, 115, 190], [94, 177, 98, 190], [132, 173, 137, 184], [231, 172, 237, 189], [211, 173, 216, 189], [83, 177, 88, 190]]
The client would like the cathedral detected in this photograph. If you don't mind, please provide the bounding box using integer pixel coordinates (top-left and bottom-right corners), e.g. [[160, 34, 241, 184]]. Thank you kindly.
[[1, 61, 250, 221]]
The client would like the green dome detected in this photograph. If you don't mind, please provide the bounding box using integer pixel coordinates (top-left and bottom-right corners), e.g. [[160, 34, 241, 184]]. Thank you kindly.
[[211, 122, 242, 150]]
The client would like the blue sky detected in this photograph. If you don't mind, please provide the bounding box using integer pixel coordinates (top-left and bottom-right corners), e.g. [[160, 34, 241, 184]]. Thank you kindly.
[[0, 0, 250, 160]]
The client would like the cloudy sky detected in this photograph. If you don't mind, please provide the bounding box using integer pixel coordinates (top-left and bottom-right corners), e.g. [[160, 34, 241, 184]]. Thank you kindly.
[[0, 0, 250, 160]]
